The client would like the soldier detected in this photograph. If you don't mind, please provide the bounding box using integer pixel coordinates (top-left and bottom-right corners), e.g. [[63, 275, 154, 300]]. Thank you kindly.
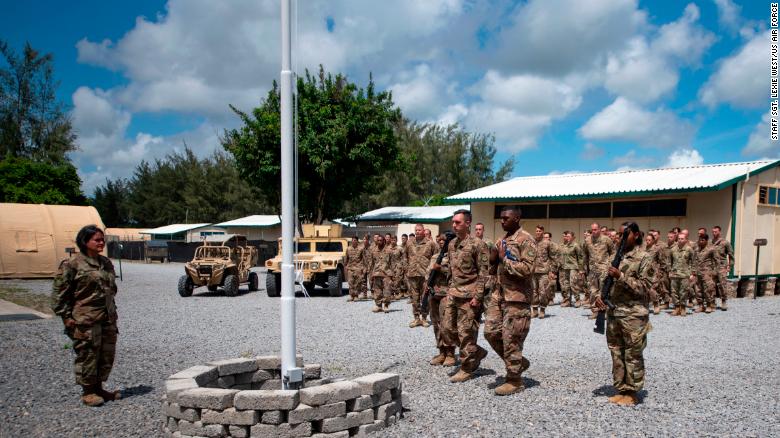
[[424, 228, 433, 241], [52, 225, 121, 407], [475, 222, 499, 311], [543, 232, 559, 306], [711, 225, 734, 310], [427, 233, 457, 366], [644, 233, 665, 314], [345, 236, 366, 302], [679, 229, 700, 308], [368, 234, 392, 313], [440, 209, 490, 383], [558, 231, 584, 307], [360, 234, 371, 299], [583, 222, 615, 319], [593, 222, 652, 407], [400, 234, 410, 299], [659, 229, 677, 308], [669, 232, 696, 316], [483, 205, 536, 395], [406, 224, 438, 328], [531, 226, 557, 319], [386, 234, 404, 300], [694, 233, 719, 313]]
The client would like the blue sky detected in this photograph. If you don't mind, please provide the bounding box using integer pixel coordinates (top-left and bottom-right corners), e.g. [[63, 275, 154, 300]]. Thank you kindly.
[[1, 0, 775, 195]]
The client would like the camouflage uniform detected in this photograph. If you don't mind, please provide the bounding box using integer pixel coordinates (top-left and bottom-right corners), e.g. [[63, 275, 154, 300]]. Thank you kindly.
[[427, 254, 455, 358], [583, 235, 615, 314], [406, 237, 439, 319], [484, 228, 536, 381], [345, 244, 366, 300], [645, 244, 666, 307], [443, 236, 489, 374], [655, 243, 673, 306], [712, 237, 734, 307], [532, 239, 558, 312], [369, 245, 393, 309], [388, 244, 405, 298], [606, 246, 653, 394], [694, 244, 718, 310], [558, 240, 584, 306], [670, 244, 695, 310], [51, 253, 119, 387], [399, 242, 409, 297]]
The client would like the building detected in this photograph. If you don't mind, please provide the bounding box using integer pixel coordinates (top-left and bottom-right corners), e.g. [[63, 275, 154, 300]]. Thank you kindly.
[[213, 215, 282, 241], [446, 160, 780, 280], [139, 223, 215, 242], [354, 205, 470, 238]]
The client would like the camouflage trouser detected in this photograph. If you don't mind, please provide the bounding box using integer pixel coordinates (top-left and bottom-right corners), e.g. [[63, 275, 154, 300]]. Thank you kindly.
[[371, 276, 392, 307], [652, 272, 670, 304], [399, 271, 408, 294], [443, 296, 486, 373], [606, 314, 651, 393], [559, 269, 580, 305], [406, 276, 428, 318], [689, 276, 701, 305], [576, 272, 588, 302], [484, 293, 531, 380], [71, 322, 118, 386], [430, 295, 454, 354], [714, 267, 731, 303], [532, 273, 552, 308], [588, 269, 608, 309], [670, 277, 689, 307], [696, 272, 716, 308], [361, 269, 369, 295], [346, 269, 364, 298]]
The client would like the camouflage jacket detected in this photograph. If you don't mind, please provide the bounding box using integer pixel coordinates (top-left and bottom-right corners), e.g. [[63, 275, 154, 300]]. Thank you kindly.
[[51, 253, 118, 325], [533, 239, 558, 274], [583, 235, 615, 273], [497, 228, 536, 303], [712, 237, 734, 269], [427, 254, 450, 296], [670, 244, 695, 278], [345, 245, 365, 272], [406, 237, 438, 278], [447, 235, 490, 301], [369, 245, 392, 277], [558, 241, 584, 271], [694, 244, 719, 273], [608, 246, 652, 317], [645, 244, 666, 280], [388, 245, 404, 277]]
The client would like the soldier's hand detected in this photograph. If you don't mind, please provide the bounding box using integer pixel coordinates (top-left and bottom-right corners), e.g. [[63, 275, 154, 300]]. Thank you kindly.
[[496, 239, 505, 259], [593, 296, 608, 311], [607, 266, 622, 279], [63, 318, 76, 329], [432, 263, 441, 271], [469, 297, 481, 308], [548, 272, 556, 280]]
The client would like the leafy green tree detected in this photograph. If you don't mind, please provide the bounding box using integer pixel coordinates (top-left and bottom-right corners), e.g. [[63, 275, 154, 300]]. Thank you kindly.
[[222, 66, 402, 224], [0, 40, 76, 163], [0, 156, 86, 204], [92, 178, 131, 227]]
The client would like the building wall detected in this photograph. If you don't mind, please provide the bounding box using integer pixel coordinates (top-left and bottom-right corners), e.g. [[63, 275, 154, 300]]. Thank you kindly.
[[218, 226, 282, 241], [735, 165, 780, 276]]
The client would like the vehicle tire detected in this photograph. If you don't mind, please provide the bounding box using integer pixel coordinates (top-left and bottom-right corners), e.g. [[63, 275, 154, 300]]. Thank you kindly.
[[248, 272, 259, 291], [207, 285, 218, 292], [178, 275, 194, 297], [224, 274, 239, 297], [266, 272, 281, 297], [327, 268, 344, 297]]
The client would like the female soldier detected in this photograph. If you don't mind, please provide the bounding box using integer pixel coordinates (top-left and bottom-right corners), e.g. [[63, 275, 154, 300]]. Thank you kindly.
[[52, 225, 120, 406]]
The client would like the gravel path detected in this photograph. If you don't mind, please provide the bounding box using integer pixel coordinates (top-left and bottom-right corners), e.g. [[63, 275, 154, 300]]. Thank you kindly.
[[1, 262, 778, 437]]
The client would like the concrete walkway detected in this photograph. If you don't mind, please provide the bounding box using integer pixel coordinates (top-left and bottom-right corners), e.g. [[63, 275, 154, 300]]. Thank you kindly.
[[0, 299, 52, 322]]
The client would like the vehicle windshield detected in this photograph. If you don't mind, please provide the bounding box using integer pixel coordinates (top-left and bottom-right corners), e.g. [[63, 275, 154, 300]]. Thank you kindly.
[[315, 241, 344, 252], [196, 246, 230, 259]]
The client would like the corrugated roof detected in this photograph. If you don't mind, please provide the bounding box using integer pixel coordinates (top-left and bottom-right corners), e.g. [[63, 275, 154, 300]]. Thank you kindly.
[[447, 160, 780, 202], [214, 215, 281, 228], [357, 205, 470, 222], [140, 223, 211, 235]]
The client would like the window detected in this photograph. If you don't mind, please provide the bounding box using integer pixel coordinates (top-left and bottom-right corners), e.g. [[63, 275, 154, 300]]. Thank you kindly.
[[494, 204, 547, 219], [297, 242, 312, 252], [758, 185, 780, 206], [15, 231, 38, 252], [315, 242, 345, 252], [549, 202, 611, 218], [613, 199, 686, 217]]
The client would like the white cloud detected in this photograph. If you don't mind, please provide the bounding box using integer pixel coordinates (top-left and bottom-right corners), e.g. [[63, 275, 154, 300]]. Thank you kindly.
[[742, 113, 780, 157], [713, 0, 740, 33], [699, 31, 767, 109], [435, 104, 468, 126], [387, 64, 453, 122], [611, 149, 655, 171], [652, 4, 715, 64], [579, 97, 696, 148], [580, 143, 605, 160], [665, 148, 704, 167]]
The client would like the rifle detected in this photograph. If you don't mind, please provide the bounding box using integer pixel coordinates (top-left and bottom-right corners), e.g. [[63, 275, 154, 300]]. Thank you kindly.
[[593, 228, 630, 335], [421, 231, 456, 314]]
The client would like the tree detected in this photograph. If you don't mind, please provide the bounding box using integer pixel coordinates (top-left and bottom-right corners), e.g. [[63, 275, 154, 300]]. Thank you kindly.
[[0, 40, 77, 163], [222, 66, 402, 224], [92, 178, 131, 227], [0, 156, 86, 205]]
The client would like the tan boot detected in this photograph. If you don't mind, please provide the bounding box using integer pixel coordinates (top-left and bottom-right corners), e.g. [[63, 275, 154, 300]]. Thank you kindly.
[[608, 393, 626, 404], [494, 378, 524, 396], [705, 306, 714, 313], [442, 353, 457, 367], [383, 303, 390, 313], [98, 384, 121, 401], [679, 306, 687, 317], [575, 299, 581, 308], [409, 318, 421, 328], [538, 308, 545, 319], [430, 353, 446, 366], [420, 318, 430, 328], [616, 391, 638, 406], [653, 304, 660, 315], [531, 307, 538, 318], [694, 306, 703, 313], [81, 385, 104, 407], [348, 295, 355, 302], [720, 300, 728, 311], [449, 370, 473, 383], [561, 301, 571, 308], [372, 305, 381, 313], [520, 356, 531, 373]]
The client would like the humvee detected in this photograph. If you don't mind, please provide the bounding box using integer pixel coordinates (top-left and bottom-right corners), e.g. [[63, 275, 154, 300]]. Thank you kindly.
[[264, 224, 349, 297], [178, 234, 259, 297]]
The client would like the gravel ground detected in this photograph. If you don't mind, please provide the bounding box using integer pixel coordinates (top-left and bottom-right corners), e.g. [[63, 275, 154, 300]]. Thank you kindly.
[[1, 262, 779, 437]]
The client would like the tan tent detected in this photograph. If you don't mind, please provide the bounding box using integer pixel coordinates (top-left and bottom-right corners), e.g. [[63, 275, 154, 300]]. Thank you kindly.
[[0, 203, 105, 278]]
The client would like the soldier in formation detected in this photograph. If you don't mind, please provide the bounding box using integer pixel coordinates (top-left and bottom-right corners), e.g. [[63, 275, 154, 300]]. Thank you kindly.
[[583, 223, 615, 319], [368, 233, 392, 313], [711, 225, 734, 310], [669, 230, 695, 316], [694, 233, 719, 313], [406, 224, 438, 328], [558, 231, 584, 307], [345, 236, 366, 302], [531, 226, 557, 319], [427, 233, 457, 366]]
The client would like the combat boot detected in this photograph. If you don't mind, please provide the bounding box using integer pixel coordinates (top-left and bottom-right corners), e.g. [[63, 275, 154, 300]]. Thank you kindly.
[[575, 299, 582, 308], [372, 305, 381, 313], [705, 305, 714, 313], [616, 391, 638, 406], [694, 306, 703, 313], [494, 378, 524, 396], [420, 317, 430, 328], [679, 306, 687, 317], [81, 385, 104, 407], [608, 393, 627, 404], [720, 300, 728, 311], [98, 384, 121, 401], [449, 370, 473, 383], [383, 303, 390, 313], [430, 353, 446, 366], [653, 304, 660, 315], [537, 308, 545, 319], [531, 307, 538, 318], [408, 318, 421, 328], [442, 353, 457, 367], [348, 296, 355, 302], [561, 300, 571, 308]]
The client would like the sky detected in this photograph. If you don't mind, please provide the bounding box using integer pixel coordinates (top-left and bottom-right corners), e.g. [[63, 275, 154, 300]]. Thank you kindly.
[[1, 0, 776, 195]]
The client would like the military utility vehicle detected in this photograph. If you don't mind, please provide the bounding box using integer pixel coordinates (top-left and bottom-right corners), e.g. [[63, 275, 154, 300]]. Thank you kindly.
[[178, 234, 259, 297]]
